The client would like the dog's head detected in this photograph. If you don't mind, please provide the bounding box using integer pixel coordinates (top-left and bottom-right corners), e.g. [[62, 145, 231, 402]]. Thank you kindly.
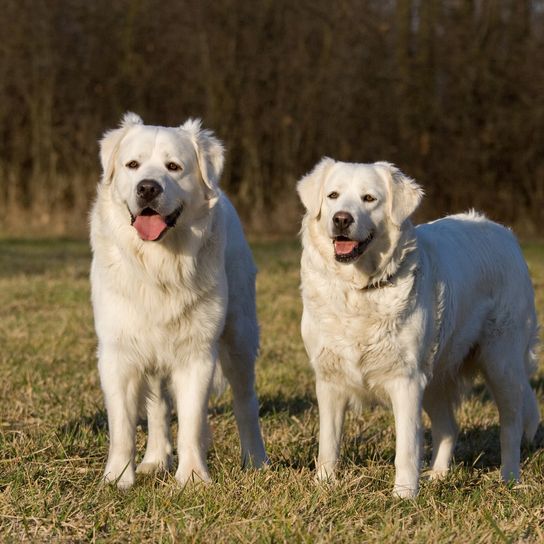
[[297, 158, 423, 264], [99, 113, 224, 241]]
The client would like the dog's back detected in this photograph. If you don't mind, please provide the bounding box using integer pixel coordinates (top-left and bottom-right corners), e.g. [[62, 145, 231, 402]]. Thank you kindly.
[[417, 211, 537, 361], [417, 211, 540, 445]]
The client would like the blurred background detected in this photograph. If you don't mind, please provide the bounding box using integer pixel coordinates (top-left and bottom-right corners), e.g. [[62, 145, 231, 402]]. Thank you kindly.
[[1, 0, 543, 236]]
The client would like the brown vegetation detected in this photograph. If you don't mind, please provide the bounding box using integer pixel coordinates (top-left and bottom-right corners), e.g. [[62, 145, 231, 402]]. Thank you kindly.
[[1, 0, 543, 235]]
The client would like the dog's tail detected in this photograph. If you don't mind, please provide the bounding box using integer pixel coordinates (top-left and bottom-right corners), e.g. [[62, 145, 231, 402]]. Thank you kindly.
[[523, 387, 540, 442], [211, 362, 228, 398], [522, 332, 540, 442]]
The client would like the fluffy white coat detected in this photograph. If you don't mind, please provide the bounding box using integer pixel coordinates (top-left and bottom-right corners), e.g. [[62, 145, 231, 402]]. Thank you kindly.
[[297, 158, 540, 498], [90, 113, 267, 488]]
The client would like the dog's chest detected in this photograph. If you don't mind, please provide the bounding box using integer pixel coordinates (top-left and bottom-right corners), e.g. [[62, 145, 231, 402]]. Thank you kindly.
[[304, 278, 409, 388], [92, 247, 227, 367]]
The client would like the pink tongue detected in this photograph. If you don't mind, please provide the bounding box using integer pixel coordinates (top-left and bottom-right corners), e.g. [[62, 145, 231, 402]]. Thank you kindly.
[[133, 214, 168, 241], [334, 240, 359, 255]]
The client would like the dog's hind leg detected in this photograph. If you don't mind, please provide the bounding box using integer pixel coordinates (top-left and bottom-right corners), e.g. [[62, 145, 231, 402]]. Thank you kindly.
[[136, 374, 173, 474], [219, 336, 268, 469], [423, 380, 459, 479], [480, 339, 527, 482]]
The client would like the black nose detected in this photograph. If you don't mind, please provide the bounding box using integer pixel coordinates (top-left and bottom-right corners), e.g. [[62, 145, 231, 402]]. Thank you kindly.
[[136, 179, 163, 202], [333, 211, 354, 231]]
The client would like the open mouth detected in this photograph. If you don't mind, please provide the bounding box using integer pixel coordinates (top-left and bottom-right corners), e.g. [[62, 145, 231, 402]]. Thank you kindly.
[[130, 206, 183, 241], [333, 232, 374, 263]]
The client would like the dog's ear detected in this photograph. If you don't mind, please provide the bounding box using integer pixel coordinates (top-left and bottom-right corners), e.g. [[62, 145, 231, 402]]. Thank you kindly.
[[181, 119, 224, 204], [297, 157, 335, 218], [99, 112, 143, 184], [375, 162, 423, 227]]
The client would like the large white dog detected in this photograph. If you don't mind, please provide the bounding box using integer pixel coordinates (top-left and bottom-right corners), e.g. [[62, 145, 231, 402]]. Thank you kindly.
[[90, 113, 267, 489], [297, 158, 540, 498]]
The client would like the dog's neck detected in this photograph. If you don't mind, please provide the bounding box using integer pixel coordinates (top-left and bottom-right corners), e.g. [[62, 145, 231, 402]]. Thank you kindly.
[[363, 221, 418, 290]]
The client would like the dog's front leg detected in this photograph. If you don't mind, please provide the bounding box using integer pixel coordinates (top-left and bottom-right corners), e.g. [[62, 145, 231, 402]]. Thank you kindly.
[[137, 374, 173, 474], [315, 378, 348, 481], [99, 355, 142, 489], [384, 375, 424, 498], [171, 352, 215, 486]]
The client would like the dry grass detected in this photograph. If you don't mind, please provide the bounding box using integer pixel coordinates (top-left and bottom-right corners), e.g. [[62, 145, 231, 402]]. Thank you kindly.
[[0, 237, 543, 543]]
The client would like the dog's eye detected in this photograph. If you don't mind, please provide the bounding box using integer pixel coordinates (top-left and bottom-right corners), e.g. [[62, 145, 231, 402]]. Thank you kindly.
[[327, 191, 339, 199], [166, 162, 182, 172], [362, 194, 377, 203], [126, 160, 140, 169]]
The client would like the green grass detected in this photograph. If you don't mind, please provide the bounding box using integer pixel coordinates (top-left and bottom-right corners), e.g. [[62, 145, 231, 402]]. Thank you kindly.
[[0, 237, 543, 543]]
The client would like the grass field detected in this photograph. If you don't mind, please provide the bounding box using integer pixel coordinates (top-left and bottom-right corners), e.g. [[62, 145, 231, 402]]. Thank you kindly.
[[0, 237, 543, 543]]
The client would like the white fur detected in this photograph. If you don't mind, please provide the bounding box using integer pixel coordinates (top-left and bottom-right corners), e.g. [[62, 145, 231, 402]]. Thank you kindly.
[[298, 159, 540, 498], [90, 113, 267, 489]]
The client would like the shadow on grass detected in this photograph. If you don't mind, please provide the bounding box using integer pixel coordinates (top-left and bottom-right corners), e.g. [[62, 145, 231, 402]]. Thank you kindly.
[[59, 411, 109, 436], [341, 422, 544, 474], [450, 423, 543, 470], [259, 392, 315, 417], [209, 391, 315, 418], [0, 238, 90, 277]]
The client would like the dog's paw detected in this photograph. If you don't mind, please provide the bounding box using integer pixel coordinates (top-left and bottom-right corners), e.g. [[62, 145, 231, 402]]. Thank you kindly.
[[426, 468, 449, 481], [392, 484, 418, 499], [136, 460, 171, 475], [242, 451, 270, 470], [175, 465, 212, 487], [500, 467, 520, 483], [315, 465, 337, 483], [103, 463, 135, 490], [136, 455, 173, 475]]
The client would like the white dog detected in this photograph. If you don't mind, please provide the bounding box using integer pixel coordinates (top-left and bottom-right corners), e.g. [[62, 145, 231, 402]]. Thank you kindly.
[[297, 158, 540, 498], [90, 113, 267, 489]]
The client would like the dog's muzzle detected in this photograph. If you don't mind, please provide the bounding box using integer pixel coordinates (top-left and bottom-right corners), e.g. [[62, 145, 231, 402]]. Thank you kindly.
[[129, 205, 183, 241], [333, 231, 374, 263]]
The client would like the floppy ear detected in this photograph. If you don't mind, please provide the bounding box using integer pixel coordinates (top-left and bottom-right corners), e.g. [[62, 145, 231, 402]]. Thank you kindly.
[[375, 162, 424, 227], [180, 118, 225, 201], [99, 112, 143, 184], [297, 157, 335, 218]]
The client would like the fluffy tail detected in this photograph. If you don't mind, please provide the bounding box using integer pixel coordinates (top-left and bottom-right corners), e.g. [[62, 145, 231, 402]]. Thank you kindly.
[[523, 336, 541, 441], [211, 361, 228, 398], [523, 385, 540, 442]]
